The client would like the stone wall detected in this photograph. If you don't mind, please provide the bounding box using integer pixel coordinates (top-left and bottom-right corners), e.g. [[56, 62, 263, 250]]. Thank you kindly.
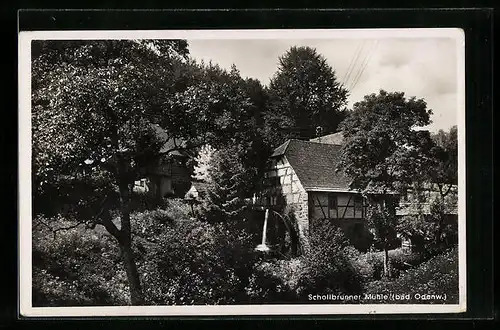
[[287, 189, 310, 253], [260, 155, 311, 253]]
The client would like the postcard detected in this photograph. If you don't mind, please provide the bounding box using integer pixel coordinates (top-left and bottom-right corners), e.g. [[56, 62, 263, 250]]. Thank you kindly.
[[19, 28, 466, 316]]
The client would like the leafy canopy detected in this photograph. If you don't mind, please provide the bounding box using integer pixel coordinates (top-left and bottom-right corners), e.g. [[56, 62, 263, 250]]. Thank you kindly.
[[428, 126, 458, 186], [337, 90, 434, 194], [265, 46, 348, 146], [32, 39, 190, 193]]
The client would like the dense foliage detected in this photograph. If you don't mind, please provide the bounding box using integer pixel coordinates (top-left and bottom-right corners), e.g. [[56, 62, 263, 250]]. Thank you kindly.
[[31, 41, 459, 307], [135, 206, 258, 304], [33, 201, 259, 306], [265, 46, 348, 146], [365, 247, 459, 304], [33, 208, 458, 306], [32, 215, 128, 306], [337, 89, 435, 276], [296, 221, 363, 297]]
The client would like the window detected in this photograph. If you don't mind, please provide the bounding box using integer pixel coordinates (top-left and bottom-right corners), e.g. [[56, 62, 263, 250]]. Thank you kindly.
[[354, 196, 363, 212], [328, 194, 337, 209]]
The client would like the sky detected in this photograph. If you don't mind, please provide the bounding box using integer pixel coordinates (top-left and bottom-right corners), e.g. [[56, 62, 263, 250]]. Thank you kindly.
[[186, 37, 461, 132]]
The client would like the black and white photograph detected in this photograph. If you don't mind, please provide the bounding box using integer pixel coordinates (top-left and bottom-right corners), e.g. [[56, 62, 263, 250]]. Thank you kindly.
[[19, 28, 466, 316]]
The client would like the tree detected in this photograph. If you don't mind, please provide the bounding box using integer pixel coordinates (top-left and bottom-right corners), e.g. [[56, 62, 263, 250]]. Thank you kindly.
[[429, 126, 458, 192], [172, 63, 271, 204], [427, 125, 458, 244], [172, 63, 272, 219], [337, 90, 434, 277], [265, 46, 348, 147], [32, 39, 189, 305], [192, 144, 216, 183], [396, 126, 458, 249], [200, 146, 250, 222]]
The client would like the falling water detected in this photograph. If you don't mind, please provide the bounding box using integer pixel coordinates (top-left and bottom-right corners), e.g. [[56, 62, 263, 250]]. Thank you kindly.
[[255, 208, 270, 252]]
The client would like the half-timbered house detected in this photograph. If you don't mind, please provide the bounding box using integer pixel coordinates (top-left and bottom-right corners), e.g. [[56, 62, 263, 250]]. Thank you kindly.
[[133, 125, 192, 199], [257, 138, 373, 252], [396, 183, 458, 251]]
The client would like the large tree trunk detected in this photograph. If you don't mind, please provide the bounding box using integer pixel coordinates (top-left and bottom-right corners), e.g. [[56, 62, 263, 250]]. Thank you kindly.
[[118, 177, 144, 305], [120, 243, 144, 305]]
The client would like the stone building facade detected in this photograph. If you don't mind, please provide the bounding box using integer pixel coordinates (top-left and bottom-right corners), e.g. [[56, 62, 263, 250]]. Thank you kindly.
[[256, 132, 458, 254], [257, 138, 373, 252]]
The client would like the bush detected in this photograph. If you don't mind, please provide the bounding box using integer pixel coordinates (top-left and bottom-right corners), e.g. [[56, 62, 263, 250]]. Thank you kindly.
[[245, 258, 303, 303], [351, 248, 429, 282], [364, 247, 459, 304], [134, 207, 258, 305], [33, 199, 261, 306], [296, 221, 363, 298], [343, 246, 376, 284], [32, 215, 129, 306]]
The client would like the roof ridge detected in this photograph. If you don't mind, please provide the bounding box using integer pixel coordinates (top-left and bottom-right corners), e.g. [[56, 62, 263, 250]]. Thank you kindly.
[[290, 138, 343, 147], [282, 139, 291, 152], [290, 138, 321, 144]]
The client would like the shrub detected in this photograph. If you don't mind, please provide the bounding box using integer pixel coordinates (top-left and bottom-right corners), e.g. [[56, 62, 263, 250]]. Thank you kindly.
[[296, 221, 363, 298], [128, 190, 170, 212], [388, 248, 427, 270], [32, 215, 129, 306], [245, 258, 303, 303], [135, 207, 258, 305], [364, 247, 459, 304], [351, 248, 430, 282], [130, 199, 193, 240], [343, 246, 376, 284]]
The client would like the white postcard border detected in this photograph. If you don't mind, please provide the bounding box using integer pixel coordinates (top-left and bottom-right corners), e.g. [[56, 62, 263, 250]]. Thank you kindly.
[[18, 28, 466, 317]]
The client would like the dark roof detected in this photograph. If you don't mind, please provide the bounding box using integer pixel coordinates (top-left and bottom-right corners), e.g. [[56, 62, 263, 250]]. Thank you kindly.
[[192, 181, 209, 196], [309, 132, 344, 145], [150, 124, 186, 156], [271, 139, 352, 192], [185, 181, 209, 200], [271, 140, 290, 157]]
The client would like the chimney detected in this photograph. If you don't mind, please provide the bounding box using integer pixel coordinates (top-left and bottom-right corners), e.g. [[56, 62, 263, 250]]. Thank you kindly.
[[315, 126, 323, 143]]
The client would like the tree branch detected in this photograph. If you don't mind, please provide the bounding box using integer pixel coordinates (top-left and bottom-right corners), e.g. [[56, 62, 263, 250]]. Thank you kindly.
[[442, 183, 453, 198], [98, 216, 122, 242], [35, 217, 85, 240], [86, 195, 111, 228], [33, 218, 54, 231], [52, 222, 84, 239]]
